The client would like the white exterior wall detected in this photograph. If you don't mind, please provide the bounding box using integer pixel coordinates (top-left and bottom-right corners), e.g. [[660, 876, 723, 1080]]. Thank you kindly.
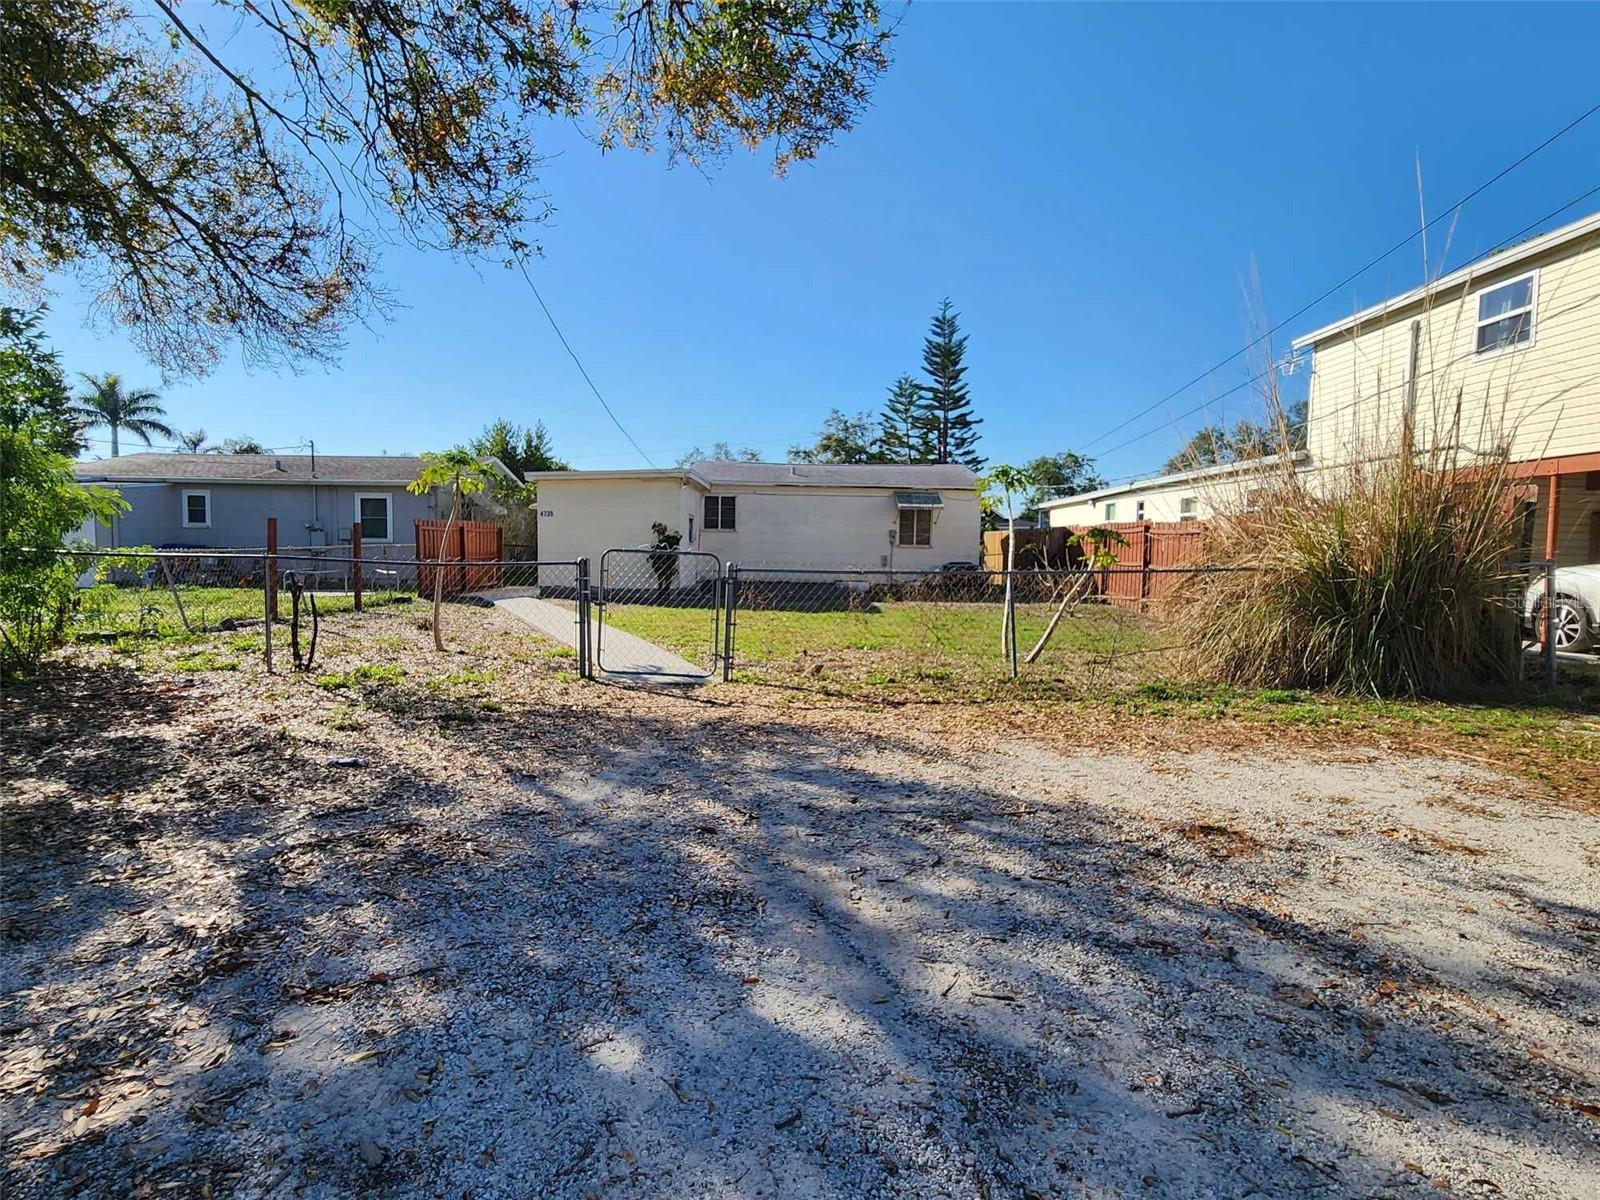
[[1044, 469, 1265, 528], [534, 476, 981, 573], [1304, 231, 1600, 469], [694, 485, 980, 570]]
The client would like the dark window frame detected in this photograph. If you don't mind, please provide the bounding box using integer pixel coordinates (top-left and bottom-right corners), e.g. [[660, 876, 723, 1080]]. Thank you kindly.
[[897, 508, 932, 547], [703, 495, 736, 531]]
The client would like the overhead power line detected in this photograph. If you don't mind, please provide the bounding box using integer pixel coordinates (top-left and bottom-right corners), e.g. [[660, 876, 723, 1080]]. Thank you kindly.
[[1079, 99, 1600, 454], [513, 257, 656, 468], [1086, 177, 1600, 464]]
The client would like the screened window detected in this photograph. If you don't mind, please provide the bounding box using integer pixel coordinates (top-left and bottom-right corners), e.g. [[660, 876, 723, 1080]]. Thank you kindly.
[[1103, 501, 1117, 522], [703, 495, 736, 530], [1179, 496, 1199, 522], [356, 493, 392, 542], [898, 508, 931, 546], [181, 490, 210, 528], [1475, 272, 1535, 354]]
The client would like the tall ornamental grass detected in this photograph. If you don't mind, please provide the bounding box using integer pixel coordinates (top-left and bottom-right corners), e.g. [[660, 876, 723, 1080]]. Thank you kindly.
[[1175, 446, 1523, 697]]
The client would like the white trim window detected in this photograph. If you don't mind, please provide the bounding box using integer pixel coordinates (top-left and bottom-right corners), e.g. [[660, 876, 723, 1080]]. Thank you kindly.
[[180, 489, 211, 529], [1179, 496, 1199, 522], [1135, 500, 1146, 521], [1475, 271, 1536, 355], [1103, 501, 1118, 522], [703, 495, 736, 531], [354, 493, 394, 542], [897, 508, 932, 547]]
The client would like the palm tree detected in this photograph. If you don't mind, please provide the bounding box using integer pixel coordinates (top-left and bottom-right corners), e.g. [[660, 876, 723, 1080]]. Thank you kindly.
[[177, 428, 210, 453], [71, 373, 175, 456]]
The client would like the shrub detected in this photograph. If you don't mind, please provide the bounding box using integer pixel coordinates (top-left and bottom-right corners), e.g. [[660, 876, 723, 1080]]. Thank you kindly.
[[1175, 449, 1521, 698], [0, 424, 126, 675]]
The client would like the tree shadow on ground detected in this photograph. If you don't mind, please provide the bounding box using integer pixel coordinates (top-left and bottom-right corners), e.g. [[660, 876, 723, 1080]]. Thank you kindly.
[[3, 668, 1597, 1199]]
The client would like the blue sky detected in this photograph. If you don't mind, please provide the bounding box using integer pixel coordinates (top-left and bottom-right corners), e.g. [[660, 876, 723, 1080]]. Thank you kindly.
[[43, 2, 1600, 482]]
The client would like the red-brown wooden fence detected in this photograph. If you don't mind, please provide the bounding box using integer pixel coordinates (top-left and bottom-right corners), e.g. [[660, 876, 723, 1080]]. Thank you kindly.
[[415, 519, 504, 596], [1057, 520, 1208, 610]]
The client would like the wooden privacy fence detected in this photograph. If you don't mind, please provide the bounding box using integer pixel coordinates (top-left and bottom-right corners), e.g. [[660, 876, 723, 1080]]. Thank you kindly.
[[416, 519, 504, 596], [987, 521, 1208, 609]]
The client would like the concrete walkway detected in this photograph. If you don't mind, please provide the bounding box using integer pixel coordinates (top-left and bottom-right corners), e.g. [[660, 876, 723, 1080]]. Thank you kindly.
[[472, 589, 708, 680]]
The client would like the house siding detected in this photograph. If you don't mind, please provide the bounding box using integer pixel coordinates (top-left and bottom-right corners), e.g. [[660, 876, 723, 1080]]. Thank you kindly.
[[87, 482, 442, 550], [534, 476, 981, 573], [1043, 466, 1279, 529], [1305, 231, 1600, 470]]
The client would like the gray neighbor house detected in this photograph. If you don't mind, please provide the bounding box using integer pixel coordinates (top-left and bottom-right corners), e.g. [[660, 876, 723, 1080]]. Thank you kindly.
[[70, 453, 519, 550]]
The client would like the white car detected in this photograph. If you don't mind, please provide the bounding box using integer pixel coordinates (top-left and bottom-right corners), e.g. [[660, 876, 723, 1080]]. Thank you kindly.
[[1524, 563, 1600, 653]]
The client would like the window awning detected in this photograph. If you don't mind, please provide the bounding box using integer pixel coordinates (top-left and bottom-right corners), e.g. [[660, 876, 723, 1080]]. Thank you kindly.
[[894, 491, 944, 510]]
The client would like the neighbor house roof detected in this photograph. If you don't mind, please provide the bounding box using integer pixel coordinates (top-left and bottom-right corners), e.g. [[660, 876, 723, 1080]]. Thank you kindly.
[[526, 461, 978, 490], [1035, 451, 1307, 510], [1291, 209, 1600, 350], [73, 453, 519, 487]]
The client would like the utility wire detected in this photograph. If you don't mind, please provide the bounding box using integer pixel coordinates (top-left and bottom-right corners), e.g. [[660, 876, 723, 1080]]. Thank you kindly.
[[1087, 179, 1600, 464], [1079, 99, 1600, 453], [513, 257, 656, 467]]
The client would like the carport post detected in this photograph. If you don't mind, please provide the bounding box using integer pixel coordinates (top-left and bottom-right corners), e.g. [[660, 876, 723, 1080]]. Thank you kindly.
[[1544, 559, 1558, 688], [722, 563, 739, 682]]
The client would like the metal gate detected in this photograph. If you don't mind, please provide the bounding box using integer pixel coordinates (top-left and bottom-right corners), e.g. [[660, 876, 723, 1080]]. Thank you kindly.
[[596, 548, 722, 678]]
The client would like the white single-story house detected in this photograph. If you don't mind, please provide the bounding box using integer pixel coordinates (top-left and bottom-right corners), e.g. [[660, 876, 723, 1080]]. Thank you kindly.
[[1038, 452, 1307, 528], [528, 460, 981, 573]]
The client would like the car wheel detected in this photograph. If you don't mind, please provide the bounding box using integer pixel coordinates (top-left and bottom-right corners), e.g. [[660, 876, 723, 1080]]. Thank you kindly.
[[1537, 594, 1592, 653]]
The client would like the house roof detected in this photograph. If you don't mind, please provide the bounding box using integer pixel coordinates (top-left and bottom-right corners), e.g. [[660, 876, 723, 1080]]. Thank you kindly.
[[1291, 209, 1600, 350], [690, 461, 977, 488], [73, 452, 518, 487], [1035, 451, 1307, 510], [526, 461, 979, 490]]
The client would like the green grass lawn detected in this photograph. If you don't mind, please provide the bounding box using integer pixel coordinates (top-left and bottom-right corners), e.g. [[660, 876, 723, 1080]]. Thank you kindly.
[[606, 599, 1162, 677], [72, 584, 413, 640]]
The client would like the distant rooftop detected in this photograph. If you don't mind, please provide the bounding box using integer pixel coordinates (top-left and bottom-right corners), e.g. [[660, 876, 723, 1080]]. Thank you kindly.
[[689, 460, 978, 489], [73, 453, 515, 486], [527, 461, 979, 489]]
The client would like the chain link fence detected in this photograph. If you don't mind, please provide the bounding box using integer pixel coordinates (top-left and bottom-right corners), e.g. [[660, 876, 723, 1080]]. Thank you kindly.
[[13, 546, 1570, 691]]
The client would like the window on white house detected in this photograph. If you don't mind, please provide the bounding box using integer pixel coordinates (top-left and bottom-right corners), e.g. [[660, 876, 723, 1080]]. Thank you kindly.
[[1104, 501, 1117, 522], [704, 495, 736, 530], [1135, 500, 1145, 521], [355, 493, 392, 542], [1179, 496, 1199, 522], [1475, 272, 1536, 354], [181, 490, 210, 528], [897, 508, 931, 546]]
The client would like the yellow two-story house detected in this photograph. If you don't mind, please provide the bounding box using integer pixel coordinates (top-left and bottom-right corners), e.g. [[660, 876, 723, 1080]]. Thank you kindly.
[[1292, 209, 1600, 566], [1043, 211, 1599, 568]]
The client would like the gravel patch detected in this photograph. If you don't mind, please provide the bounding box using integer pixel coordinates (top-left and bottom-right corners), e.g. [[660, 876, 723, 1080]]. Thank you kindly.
[[2, 610, 1598, 1198]]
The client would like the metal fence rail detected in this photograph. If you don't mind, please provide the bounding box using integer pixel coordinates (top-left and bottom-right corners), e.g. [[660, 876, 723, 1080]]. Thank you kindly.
[[20, 546, 1569, 690], [46, 547, 593, 676]]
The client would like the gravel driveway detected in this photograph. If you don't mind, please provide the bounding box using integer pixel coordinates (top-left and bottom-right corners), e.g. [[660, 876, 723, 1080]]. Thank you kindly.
[[3, 651, 1598, 1199]]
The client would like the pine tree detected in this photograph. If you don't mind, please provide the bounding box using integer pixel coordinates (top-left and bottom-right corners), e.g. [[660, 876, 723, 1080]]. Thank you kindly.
[[876, 375, 935, 463], [918, 299, 983, 467]]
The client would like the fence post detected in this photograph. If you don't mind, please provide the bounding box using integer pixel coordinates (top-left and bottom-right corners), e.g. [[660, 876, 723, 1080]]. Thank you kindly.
[[576, 557, 591, 679], [1544, 559, 1558, 688], [1140, 520, 1153, 611], [351, 521, 363, 612], [1005, 570, 1018, 679], [722, 563, 739, 682], [262, 550, 274, 674], [265, 517, 279, 620]]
